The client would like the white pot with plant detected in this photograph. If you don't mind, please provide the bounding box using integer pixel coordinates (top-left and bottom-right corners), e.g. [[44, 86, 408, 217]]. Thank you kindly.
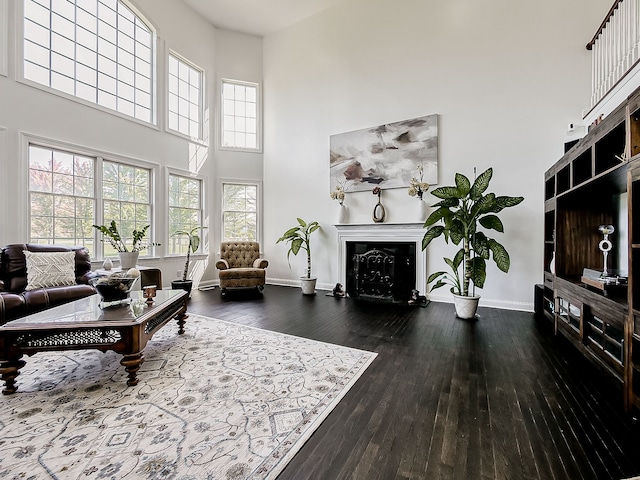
[[277, 218, 320, 295], [92, 220, 159, 269], [170, 226, 205, 295], [422, 168, 523, 319]]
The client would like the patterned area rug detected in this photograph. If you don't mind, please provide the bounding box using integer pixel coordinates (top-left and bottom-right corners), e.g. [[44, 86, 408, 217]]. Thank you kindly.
[[0, 314, 377, 479]]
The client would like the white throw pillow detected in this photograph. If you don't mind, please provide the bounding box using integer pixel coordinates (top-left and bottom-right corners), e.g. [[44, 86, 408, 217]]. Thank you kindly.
[[24, 250, 77, 291]]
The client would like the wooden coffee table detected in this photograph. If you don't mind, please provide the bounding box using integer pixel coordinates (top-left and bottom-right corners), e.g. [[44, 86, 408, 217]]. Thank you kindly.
[[0, 289, 188, 394]]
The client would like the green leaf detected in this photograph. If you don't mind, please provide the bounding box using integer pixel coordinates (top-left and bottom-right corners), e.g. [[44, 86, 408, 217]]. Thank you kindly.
[[470, 257, 487, 288], [297, 218, 306, 227], [422, 225, 444, 249], [444, 257, 457, 271], [290, 237, 303, 255], [190, 235, 200, 253], [488, 238, 511, 272], [491, 196, 524, 213], [472, 232, 490, 259], [470, 168, 493, 200], [449, 220, 465, 245], [424, 207, 447, 227], [455, 173, 471, 197], [430, 280, 448, 292], [427, 271, 447, 283], [432, 198, 459, 209], [474, 193, 496, 216], [452, 248, 464, 268], [431, 186, 462, 200], [479, 214, 504, 232]]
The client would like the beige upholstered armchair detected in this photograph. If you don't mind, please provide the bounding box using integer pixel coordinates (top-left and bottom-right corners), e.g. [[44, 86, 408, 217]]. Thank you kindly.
[[216, 242, 268, 295]]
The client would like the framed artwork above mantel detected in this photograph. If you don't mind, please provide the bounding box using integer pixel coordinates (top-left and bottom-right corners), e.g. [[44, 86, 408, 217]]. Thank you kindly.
[[329, 113, 438, 194]]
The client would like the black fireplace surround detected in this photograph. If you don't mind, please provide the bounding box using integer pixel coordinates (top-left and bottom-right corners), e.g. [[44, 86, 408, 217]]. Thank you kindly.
[[346, 241, 416, 303]]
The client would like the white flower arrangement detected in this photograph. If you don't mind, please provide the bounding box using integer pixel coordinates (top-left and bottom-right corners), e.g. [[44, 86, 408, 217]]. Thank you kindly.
[[330, 179, 351, 205], [408, 164, 430, 200]]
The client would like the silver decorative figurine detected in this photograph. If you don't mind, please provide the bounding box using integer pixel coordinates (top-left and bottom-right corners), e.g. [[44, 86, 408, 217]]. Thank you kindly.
[[598, 224, 615, 277]]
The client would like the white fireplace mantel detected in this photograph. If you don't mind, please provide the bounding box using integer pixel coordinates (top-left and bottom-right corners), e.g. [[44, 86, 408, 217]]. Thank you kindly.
[[334, 223, 427, 295]]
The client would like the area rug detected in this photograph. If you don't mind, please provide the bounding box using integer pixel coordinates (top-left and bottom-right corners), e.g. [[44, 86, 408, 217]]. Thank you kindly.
[[0, 314, 377, 479]]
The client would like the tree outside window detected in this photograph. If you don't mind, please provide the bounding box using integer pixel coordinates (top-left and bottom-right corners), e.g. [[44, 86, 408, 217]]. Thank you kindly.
[[169, 174, 203, 254], [222, 183, 257, 241]]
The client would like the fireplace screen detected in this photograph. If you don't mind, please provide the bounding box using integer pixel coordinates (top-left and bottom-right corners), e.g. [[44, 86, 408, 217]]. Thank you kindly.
[[347, 241, 416, 303]]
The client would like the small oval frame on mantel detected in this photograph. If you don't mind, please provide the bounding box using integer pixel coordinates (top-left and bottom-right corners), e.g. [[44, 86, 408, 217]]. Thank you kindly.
[[372, 202, 386, 223]]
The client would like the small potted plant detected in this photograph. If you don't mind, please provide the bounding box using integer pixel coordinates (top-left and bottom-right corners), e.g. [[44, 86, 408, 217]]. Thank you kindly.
[[92, 220, 159, 269], [170, 226, 205, 295], [277, 218, 320, 295], [422, 167, 523, 319]]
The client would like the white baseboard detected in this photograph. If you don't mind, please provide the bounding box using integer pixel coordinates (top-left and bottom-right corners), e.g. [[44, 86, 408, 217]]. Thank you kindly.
[[427, 292, 533, 313]]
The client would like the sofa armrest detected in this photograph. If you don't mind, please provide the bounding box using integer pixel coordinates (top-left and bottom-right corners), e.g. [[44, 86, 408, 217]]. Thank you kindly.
[[0, 279, 5, 291], [253, 258, 268, 269], [216, 259, 230, 270]]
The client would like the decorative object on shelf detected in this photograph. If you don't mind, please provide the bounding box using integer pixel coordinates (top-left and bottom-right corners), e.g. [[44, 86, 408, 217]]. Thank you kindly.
[[90, 272, 139, 308], [170, 226, 206, 296], [338, 204, 348, 224], [408, 163, 430, 222], [372, 186, 386, 223], [329, 113, 438, 193], [277, 218, 320, 295], [598, 224, 615, 277], [549, 251, 556, 274], [143, 284, 157, 304], [102, 257, 113, 270], [92, 220, 160, 269], [422, 167, 524, 319], [331, 179, 351, 224]]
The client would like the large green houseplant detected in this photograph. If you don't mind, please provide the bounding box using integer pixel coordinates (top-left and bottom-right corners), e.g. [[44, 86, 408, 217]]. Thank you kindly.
[[170, 226, 205, 295], [277, 218, 320, 295], [422, 167, 523, 318]]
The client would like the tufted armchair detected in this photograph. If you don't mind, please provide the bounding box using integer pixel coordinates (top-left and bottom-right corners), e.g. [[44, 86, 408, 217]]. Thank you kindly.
[[215, 242, 268, 295]]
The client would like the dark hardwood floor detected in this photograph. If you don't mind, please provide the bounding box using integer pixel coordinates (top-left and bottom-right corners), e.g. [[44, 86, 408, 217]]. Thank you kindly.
[[186, 285, 640, 480]]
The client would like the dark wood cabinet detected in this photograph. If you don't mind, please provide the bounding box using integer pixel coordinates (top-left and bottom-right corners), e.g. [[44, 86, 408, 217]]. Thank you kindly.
[[544, 86, 640, 412]]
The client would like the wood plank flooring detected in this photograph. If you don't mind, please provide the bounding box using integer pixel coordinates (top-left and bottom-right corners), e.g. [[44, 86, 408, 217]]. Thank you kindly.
[[186, 285, 640, 480]]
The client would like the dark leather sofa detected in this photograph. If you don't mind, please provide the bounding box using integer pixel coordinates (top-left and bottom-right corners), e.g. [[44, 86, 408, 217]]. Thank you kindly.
[[0, 244, 96, 325]]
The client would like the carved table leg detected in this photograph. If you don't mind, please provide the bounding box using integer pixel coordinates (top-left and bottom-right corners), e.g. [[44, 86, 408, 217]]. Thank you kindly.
[[175, 302, 188, 335], [120, 351, 145, 386], [0, 355, 27, 395]]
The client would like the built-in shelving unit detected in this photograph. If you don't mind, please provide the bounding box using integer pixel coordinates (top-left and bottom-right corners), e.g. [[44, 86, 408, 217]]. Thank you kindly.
[[542, 87, 640, 412]]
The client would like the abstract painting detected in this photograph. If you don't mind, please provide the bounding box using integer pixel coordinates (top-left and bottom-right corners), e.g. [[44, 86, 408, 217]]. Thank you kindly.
[[329, 114, 438, 193]]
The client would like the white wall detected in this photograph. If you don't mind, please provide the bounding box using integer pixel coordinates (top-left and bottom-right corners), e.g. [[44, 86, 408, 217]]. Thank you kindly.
[[262, 0, 611, 310], [0, 0, 263, 287]]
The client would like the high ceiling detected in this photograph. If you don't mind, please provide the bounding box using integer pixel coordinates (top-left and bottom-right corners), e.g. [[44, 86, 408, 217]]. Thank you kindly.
[[181, 0, 344, 37]]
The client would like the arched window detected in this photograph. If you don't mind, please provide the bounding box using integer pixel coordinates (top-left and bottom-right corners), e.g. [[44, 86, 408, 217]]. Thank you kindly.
[[22, 0, 155, 123]]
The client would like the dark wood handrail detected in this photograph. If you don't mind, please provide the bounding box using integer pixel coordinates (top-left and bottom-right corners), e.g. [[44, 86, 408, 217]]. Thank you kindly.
[[586, 0, 623, 50]]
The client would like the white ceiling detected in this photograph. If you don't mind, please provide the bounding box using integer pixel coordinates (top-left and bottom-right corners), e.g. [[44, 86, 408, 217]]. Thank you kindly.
[[180, 0, 344, 37]]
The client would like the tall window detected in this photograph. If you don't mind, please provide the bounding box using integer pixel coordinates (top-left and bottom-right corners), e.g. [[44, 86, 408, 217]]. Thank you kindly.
[[169, 174, 203, 255], [28, 143, 155, 258], [29, 145, 95, 249], [22, 0, 154, 123], [221, 80, 259, 150], [102, 161, 152, 256], [222, 183, 258, 241], [168, 53, 202, 139]]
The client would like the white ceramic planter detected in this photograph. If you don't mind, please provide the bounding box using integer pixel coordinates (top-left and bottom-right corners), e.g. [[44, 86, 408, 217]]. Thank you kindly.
[[300, 277, 317, 295], [118, 251, 139, 269], [452, 293, 480, 319]]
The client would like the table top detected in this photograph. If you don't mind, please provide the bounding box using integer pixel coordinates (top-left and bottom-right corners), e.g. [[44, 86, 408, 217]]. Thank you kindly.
[[0, 290, 187, 331]]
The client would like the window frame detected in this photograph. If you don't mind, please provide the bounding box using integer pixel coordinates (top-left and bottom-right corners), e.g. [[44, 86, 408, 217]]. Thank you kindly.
[[220, 179, 262, 245], [219, 78, 262, 153], [24, 134, 160, 260], [166, 50, 204, 142], [166, 167, 206, 257], [17, 0, 159, 129]]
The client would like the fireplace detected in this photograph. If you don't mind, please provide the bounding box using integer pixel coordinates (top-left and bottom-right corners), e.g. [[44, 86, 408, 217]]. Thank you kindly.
[[335, 223, 427, 302]]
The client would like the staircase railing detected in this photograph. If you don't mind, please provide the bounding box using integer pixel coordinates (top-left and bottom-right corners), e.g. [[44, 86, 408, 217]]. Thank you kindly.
[[587, 0, 640, 110]]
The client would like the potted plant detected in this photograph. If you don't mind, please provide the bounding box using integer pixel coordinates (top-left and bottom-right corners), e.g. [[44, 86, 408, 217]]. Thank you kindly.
[[170, 226, 205, 295], [422, 167, 523, 319], [92, 220, 159, 269], [277, 218, 320, 295]]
